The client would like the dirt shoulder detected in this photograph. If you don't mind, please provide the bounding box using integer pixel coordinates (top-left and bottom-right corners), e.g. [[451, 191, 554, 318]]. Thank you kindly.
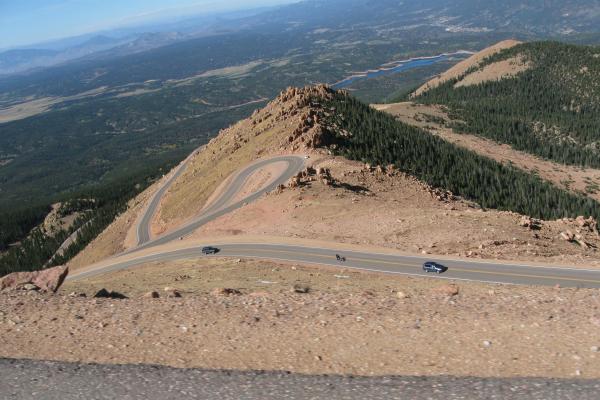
[[375, 102, 600, 203], [1, 259, 599, 378]]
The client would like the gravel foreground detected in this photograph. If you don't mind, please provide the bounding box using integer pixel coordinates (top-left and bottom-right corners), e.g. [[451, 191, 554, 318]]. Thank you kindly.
[[1, 359, 600, 400]]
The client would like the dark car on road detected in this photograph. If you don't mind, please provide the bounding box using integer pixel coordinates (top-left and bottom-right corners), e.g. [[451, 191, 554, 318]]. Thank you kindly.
[[202, 246, 220, 255], [423, 261, 447, 274]]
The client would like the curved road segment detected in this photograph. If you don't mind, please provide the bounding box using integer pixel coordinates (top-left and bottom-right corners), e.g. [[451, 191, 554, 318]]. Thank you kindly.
[[69, 154, 600, 288], [136, 153, 194, 245], [133, 155, 305, 251]]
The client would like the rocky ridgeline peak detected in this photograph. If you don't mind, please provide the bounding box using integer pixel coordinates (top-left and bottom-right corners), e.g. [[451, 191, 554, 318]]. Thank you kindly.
[[275, 84, 335, 106], [203, 85, 338, 160], [250, 84, 337, 152]]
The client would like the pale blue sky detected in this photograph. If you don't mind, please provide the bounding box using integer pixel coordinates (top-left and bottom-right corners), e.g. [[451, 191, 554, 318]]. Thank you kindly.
[[0, 0, 296, 49]]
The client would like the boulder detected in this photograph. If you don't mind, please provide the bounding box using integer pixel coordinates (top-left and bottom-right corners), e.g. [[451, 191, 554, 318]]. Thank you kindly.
[[0, 265, 69, 293], [143, 291, 160, 299]]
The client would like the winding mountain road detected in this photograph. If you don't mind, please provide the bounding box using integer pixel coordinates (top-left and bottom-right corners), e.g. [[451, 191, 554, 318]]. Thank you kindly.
[[133, 155, 305, 251], [68, 154, 600, 288], [136, 153, 194, 245]]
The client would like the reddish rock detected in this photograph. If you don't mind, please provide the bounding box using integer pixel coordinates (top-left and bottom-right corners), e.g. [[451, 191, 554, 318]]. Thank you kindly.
[[0, 265, 68, 293]]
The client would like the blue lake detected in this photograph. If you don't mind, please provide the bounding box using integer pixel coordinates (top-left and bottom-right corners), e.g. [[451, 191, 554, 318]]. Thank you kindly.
[[331, 52, 472, 89]]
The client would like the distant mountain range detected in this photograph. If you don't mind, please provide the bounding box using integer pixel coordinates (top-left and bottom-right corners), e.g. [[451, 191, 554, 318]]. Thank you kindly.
[[0, 36, 131, 75], [1, 0, 600, 210], [3, 0, 600, 76], [0, 6, 275, 76]]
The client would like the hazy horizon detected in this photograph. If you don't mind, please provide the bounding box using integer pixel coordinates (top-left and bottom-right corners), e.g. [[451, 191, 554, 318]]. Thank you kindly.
[[0, 0, 298, 50]]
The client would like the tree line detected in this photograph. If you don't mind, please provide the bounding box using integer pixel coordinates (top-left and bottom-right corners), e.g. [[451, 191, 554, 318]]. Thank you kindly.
[[416, 41, 600, 168], [324, 92, 600, 220]]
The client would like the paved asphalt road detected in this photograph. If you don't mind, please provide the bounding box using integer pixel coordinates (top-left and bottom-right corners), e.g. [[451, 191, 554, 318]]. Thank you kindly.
[[133, 155, 305, 251], [1, 359, 599, 400], [136, 152, 195, 245], [70, 242, 600, 287], [68, 154, 600, 287]]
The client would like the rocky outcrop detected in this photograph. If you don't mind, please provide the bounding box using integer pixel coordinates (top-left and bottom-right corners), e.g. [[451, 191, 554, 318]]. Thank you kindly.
[[560, 229, 592, 249], [555, 216, 600, 249], [276, 166, 331, 193], [317, 167, 334, 186], [429, 188, 455, 202], [263, 85, 337, 151], [575, 216, 599, 236], [287, 176, 301, 188], [519, 216, 542, 230], [0, 265, 68, 293]]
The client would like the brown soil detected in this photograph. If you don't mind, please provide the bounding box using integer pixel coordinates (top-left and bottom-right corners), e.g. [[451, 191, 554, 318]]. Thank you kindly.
[[1, 260, 599, 378], [375, 102, 600, 203]]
